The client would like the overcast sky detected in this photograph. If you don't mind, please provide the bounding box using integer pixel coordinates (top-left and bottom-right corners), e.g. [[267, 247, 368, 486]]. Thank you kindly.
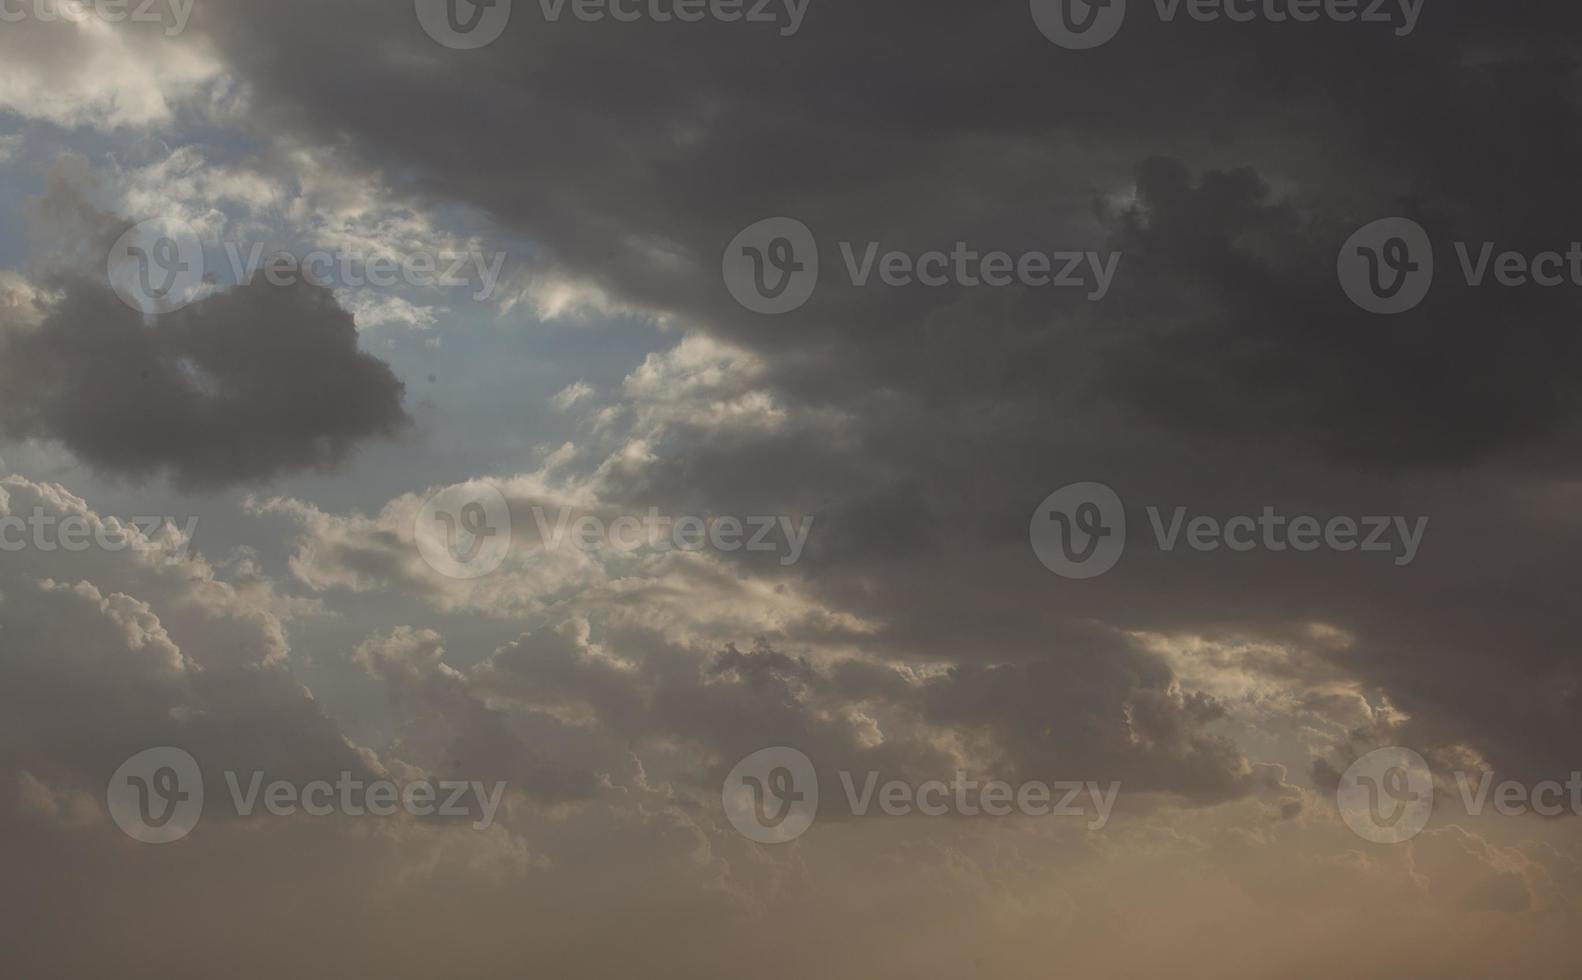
[[1, 3, 1580, 977]]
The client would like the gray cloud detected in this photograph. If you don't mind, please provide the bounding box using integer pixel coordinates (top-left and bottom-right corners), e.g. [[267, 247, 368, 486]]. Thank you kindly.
[[5, 6, 1582, 975], [0, 164, 410, 488], [0, 276, 411, 488], [169, 0, 1582, 795]]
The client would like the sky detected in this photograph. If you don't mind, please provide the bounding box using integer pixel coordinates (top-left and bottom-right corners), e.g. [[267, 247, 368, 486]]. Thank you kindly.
[[1, 2, 1581, 977]]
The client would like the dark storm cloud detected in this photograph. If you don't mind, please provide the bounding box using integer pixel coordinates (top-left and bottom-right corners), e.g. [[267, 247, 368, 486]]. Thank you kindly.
[[191, 0, 1582, 465], [1096, 155, 1582, 467], [0, 276, 411, 487], [471, 629, 1265, 810], [0, 479, 383, 829], [0, 167, 411, 488], [185, 1, 1582, 794]]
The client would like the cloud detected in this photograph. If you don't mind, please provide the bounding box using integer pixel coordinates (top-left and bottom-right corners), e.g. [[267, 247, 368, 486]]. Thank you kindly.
[[5, 5, 1582, 975], [1093, 156, 1582, 467], [0, 476, 367, 805], [140, 0, 1582, 827], [0, 162, 411, 487], [552, 381, 594, 413], [0, 16, 224, 129]]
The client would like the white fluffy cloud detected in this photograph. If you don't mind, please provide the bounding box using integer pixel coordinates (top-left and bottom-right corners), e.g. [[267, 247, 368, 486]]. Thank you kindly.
[[0, 17, 224, 129]]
